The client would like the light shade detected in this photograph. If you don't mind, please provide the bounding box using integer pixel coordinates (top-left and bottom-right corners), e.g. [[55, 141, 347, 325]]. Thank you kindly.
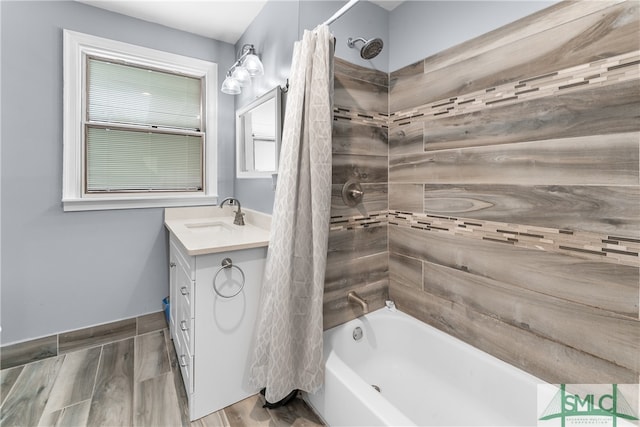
[[220, 44, 264, 95], [243, 54, 264, 77], [232, 66, 251, 87], [221, 75, 241, 95]]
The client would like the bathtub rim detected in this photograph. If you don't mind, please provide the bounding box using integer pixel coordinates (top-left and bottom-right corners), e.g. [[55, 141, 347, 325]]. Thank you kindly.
[[306, 306, 548, 426]]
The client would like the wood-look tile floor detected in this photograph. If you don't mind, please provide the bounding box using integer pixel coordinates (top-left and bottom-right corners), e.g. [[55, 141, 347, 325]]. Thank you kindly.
[[0, 329, 325, 427]]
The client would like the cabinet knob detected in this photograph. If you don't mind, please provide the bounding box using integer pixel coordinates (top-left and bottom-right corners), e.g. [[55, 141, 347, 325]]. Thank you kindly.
[[179, 354, 188, 367], [170, 262, 176, 268], [180, 320, 189, 331], [180, 286, 189, 296]]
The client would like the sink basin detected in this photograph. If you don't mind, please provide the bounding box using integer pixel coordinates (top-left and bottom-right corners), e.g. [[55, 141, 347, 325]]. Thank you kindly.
[[185, 221, 234, 232], [164, 206, 272, 256]]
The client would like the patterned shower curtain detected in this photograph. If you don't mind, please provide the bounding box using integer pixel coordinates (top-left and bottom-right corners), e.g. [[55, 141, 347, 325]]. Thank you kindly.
[[248, 25, 334, 403]]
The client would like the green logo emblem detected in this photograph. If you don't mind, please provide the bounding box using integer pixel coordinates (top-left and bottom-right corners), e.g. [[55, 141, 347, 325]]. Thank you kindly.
[[539, 384, 638, 426]]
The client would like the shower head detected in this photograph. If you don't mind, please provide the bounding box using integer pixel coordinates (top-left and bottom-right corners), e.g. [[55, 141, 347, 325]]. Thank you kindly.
[[347, 37, 384, 60]]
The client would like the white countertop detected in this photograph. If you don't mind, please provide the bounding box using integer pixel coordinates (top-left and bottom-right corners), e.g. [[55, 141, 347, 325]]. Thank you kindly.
[[164, 206, 271, 256]]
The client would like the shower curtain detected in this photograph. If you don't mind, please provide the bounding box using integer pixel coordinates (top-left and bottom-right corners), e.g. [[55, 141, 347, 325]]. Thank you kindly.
[[249, 25, 334, 403]]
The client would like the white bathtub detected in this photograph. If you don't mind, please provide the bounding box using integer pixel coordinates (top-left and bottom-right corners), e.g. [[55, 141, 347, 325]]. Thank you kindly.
[[306, 308, 545, 426]]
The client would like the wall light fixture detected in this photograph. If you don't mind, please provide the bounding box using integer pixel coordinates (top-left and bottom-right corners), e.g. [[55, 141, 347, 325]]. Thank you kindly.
[[221, 44, 264, 95]]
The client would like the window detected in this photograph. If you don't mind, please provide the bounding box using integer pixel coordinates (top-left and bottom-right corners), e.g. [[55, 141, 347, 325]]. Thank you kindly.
[[63, 30, 217, 211]]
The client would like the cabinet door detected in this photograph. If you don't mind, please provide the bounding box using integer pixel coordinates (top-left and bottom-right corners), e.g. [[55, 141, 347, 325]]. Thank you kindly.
[[191, 247, 267, 418], [169, 240, 178, 336], [174, 255, 195, 395], [170, 236, 196, 337], [176, 265, 194, 355]]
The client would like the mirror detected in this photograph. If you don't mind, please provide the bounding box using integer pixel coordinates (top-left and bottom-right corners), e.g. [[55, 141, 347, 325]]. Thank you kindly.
[[236, 86, 282, 178]]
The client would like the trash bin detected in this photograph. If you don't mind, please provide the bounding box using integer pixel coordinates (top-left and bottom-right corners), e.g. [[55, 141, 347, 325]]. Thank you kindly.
[[162, 296, 170, 325]]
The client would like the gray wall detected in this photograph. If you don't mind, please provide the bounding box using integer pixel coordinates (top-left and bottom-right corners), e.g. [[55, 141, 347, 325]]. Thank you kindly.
[[0, 0, 561, 345], [300, 1, 389, 72], [299, 0, 553, 74], [0, 1, 236, 345], [389, 0, 556, 71], [232, 1, 300, 214], [234, 0, 555, 212], [234, 0, 389, 214]]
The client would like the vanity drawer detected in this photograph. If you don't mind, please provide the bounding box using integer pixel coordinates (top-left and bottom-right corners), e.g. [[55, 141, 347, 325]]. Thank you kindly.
[[175, 323, 194, 394], [170, 236, 195, 280], [177, 296, 193, 353], [176, 263, 194, 319], [178, 351, 193, 396]]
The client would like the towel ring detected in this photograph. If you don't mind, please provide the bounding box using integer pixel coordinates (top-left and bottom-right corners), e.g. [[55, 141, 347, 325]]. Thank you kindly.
[[213, 258, 246, 299]]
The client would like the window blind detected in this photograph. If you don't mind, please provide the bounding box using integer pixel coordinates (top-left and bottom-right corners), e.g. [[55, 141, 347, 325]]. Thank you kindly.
[[86, 127, 202, 192], [85, 58, 204, 193], [87, 58, 202, 129]]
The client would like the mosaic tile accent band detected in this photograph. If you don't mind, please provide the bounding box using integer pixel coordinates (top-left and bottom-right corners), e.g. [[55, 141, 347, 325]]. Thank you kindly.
[[330, 210, 640, 267], [389, 51, 640, 128], [329, 210, 387, 231], [333, 107, 388, 128]]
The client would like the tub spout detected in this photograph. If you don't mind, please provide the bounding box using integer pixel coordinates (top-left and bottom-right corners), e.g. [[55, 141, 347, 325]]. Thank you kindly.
[[347, 291, 369, 314]]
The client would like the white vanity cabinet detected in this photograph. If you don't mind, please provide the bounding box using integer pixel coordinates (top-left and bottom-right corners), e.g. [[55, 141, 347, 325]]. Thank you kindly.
[[168, 234, 267, 421], [169, 237, 196, 395]]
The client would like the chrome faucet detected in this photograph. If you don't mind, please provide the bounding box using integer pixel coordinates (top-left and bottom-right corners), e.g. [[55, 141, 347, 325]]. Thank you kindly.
[[219, 197, 245, 226], [347, 291, 369, 314]]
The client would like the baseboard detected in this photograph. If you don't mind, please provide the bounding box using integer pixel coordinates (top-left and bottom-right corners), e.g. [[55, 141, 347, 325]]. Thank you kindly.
[[1, 311, 166, 370]]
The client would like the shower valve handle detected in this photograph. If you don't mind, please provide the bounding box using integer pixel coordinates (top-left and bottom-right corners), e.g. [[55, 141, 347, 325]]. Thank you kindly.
[[350, 188, 364, 198], [342, 179, 364, 207]]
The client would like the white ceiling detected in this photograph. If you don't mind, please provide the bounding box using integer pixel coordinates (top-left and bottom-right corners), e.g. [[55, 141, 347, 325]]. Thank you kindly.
[[78, 1, 269, 44], [370, 0, 404, 11], [78, 0, 404, 45]]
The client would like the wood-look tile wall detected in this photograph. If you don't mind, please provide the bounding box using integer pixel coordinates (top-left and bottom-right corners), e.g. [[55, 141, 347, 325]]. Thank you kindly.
[[324, 58, 389, 330], [387, 0, 640, 384]]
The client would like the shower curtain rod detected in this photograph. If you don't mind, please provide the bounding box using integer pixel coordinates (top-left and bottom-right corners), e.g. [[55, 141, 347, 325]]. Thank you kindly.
[[323, 0, 359, 26]]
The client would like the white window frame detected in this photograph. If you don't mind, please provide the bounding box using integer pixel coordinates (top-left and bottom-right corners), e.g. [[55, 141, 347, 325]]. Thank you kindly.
[[63, 30, 218, 211]]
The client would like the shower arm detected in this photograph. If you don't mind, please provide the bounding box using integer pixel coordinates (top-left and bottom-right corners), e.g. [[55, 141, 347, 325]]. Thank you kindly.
[[347, 37, 367, 48]]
